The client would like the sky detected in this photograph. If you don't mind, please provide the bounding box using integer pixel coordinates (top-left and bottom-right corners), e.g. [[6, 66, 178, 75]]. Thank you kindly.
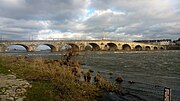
[[0, 0, 180, 41]]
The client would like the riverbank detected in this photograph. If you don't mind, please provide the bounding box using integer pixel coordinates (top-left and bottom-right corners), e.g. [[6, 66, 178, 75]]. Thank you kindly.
[[0, 55, 121, 101], [0, 74, 32, 101], [1, 50, 179, 100]]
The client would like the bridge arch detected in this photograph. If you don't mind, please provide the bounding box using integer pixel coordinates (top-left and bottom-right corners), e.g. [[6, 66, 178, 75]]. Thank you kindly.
[[107, 43, 118, 51], [88, 43, 100, 51], [160, 47, 164, 50], [145, 46, 151, 51], [85, 44, 93, 51], [122, 44, 131, 51], [135, 45, 143, 51], [36, 44, 56, 52], [67, 43, 79, 52], [6, 44, 29, 52], [154, 47, 158, 50], [60, 44, 72, 51]]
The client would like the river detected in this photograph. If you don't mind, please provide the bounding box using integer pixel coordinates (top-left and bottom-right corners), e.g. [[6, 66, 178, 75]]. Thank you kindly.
[[1, 50, 180, 101]]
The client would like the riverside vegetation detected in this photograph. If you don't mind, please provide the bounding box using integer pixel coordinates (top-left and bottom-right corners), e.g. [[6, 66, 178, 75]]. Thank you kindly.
[[0, 51, 122, 101]]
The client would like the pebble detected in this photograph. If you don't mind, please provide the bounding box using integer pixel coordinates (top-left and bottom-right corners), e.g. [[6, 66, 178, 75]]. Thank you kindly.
[[6, 97, 14, 101], [16, 98, 24, 101], [0, 74, 32, 101]]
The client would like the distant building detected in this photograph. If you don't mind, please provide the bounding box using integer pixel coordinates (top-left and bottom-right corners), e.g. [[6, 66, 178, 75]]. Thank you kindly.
[[133, 39, 172, 45], [159, 40, 172, 45], [175, 38, 180, 46]]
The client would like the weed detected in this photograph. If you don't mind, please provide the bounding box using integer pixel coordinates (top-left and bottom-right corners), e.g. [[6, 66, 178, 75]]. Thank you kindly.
[[25, 81, 55, 101], [0, 59, 11, 74]]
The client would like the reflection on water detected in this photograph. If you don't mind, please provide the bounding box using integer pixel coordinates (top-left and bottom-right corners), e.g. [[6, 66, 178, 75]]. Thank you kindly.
[[1, 50, 180, 101]]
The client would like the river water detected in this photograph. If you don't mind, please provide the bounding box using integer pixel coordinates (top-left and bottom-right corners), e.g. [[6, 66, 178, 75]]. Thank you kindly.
[[1, 50, 180, 101]]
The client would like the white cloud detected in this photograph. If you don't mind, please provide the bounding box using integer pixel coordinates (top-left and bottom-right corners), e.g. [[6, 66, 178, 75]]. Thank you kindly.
[[0, 0, 25, 8], [91, 9, 125, 16], [36, 30, 86, 40], [0, 0, 180, 40]]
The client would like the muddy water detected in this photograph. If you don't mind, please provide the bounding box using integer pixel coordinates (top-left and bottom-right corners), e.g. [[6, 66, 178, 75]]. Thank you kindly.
[[1, 50, 180, 101], [81, 51, 180, 101]]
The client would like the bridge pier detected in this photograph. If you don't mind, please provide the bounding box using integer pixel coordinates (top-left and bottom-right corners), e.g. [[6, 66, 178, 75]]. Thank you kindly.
[[28, 44, 37, 52], [118, 46, 122, 50], [100, 44, 105, 51], [48, 45, 58, 52], [54, 47, 59, 52], [79, 45, 85, 51]]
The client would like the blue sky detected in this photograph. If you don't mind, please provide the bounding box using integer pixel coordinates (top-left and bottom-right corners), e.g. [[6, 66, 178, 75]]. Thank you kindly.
[[0, 0, 180, 41]]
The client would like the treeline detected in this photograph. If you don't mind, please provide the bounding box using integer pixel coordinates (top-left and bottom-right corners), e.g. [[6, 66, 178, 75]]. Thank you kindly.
[[166, 45, 180, 50]]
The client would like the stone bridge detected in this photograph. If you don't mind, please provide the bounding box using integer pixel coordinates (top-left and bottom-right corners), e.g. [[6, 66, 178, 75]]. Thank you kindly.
[[0, 40, 165, 52]]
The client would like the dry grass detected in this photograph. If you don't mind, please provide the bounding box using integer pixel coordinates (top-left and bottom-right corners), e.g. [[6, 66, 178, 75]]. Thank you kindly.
[[0, 56, 100, 101], [0, 55, 122, 101], [94, 73, 122, 94]]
